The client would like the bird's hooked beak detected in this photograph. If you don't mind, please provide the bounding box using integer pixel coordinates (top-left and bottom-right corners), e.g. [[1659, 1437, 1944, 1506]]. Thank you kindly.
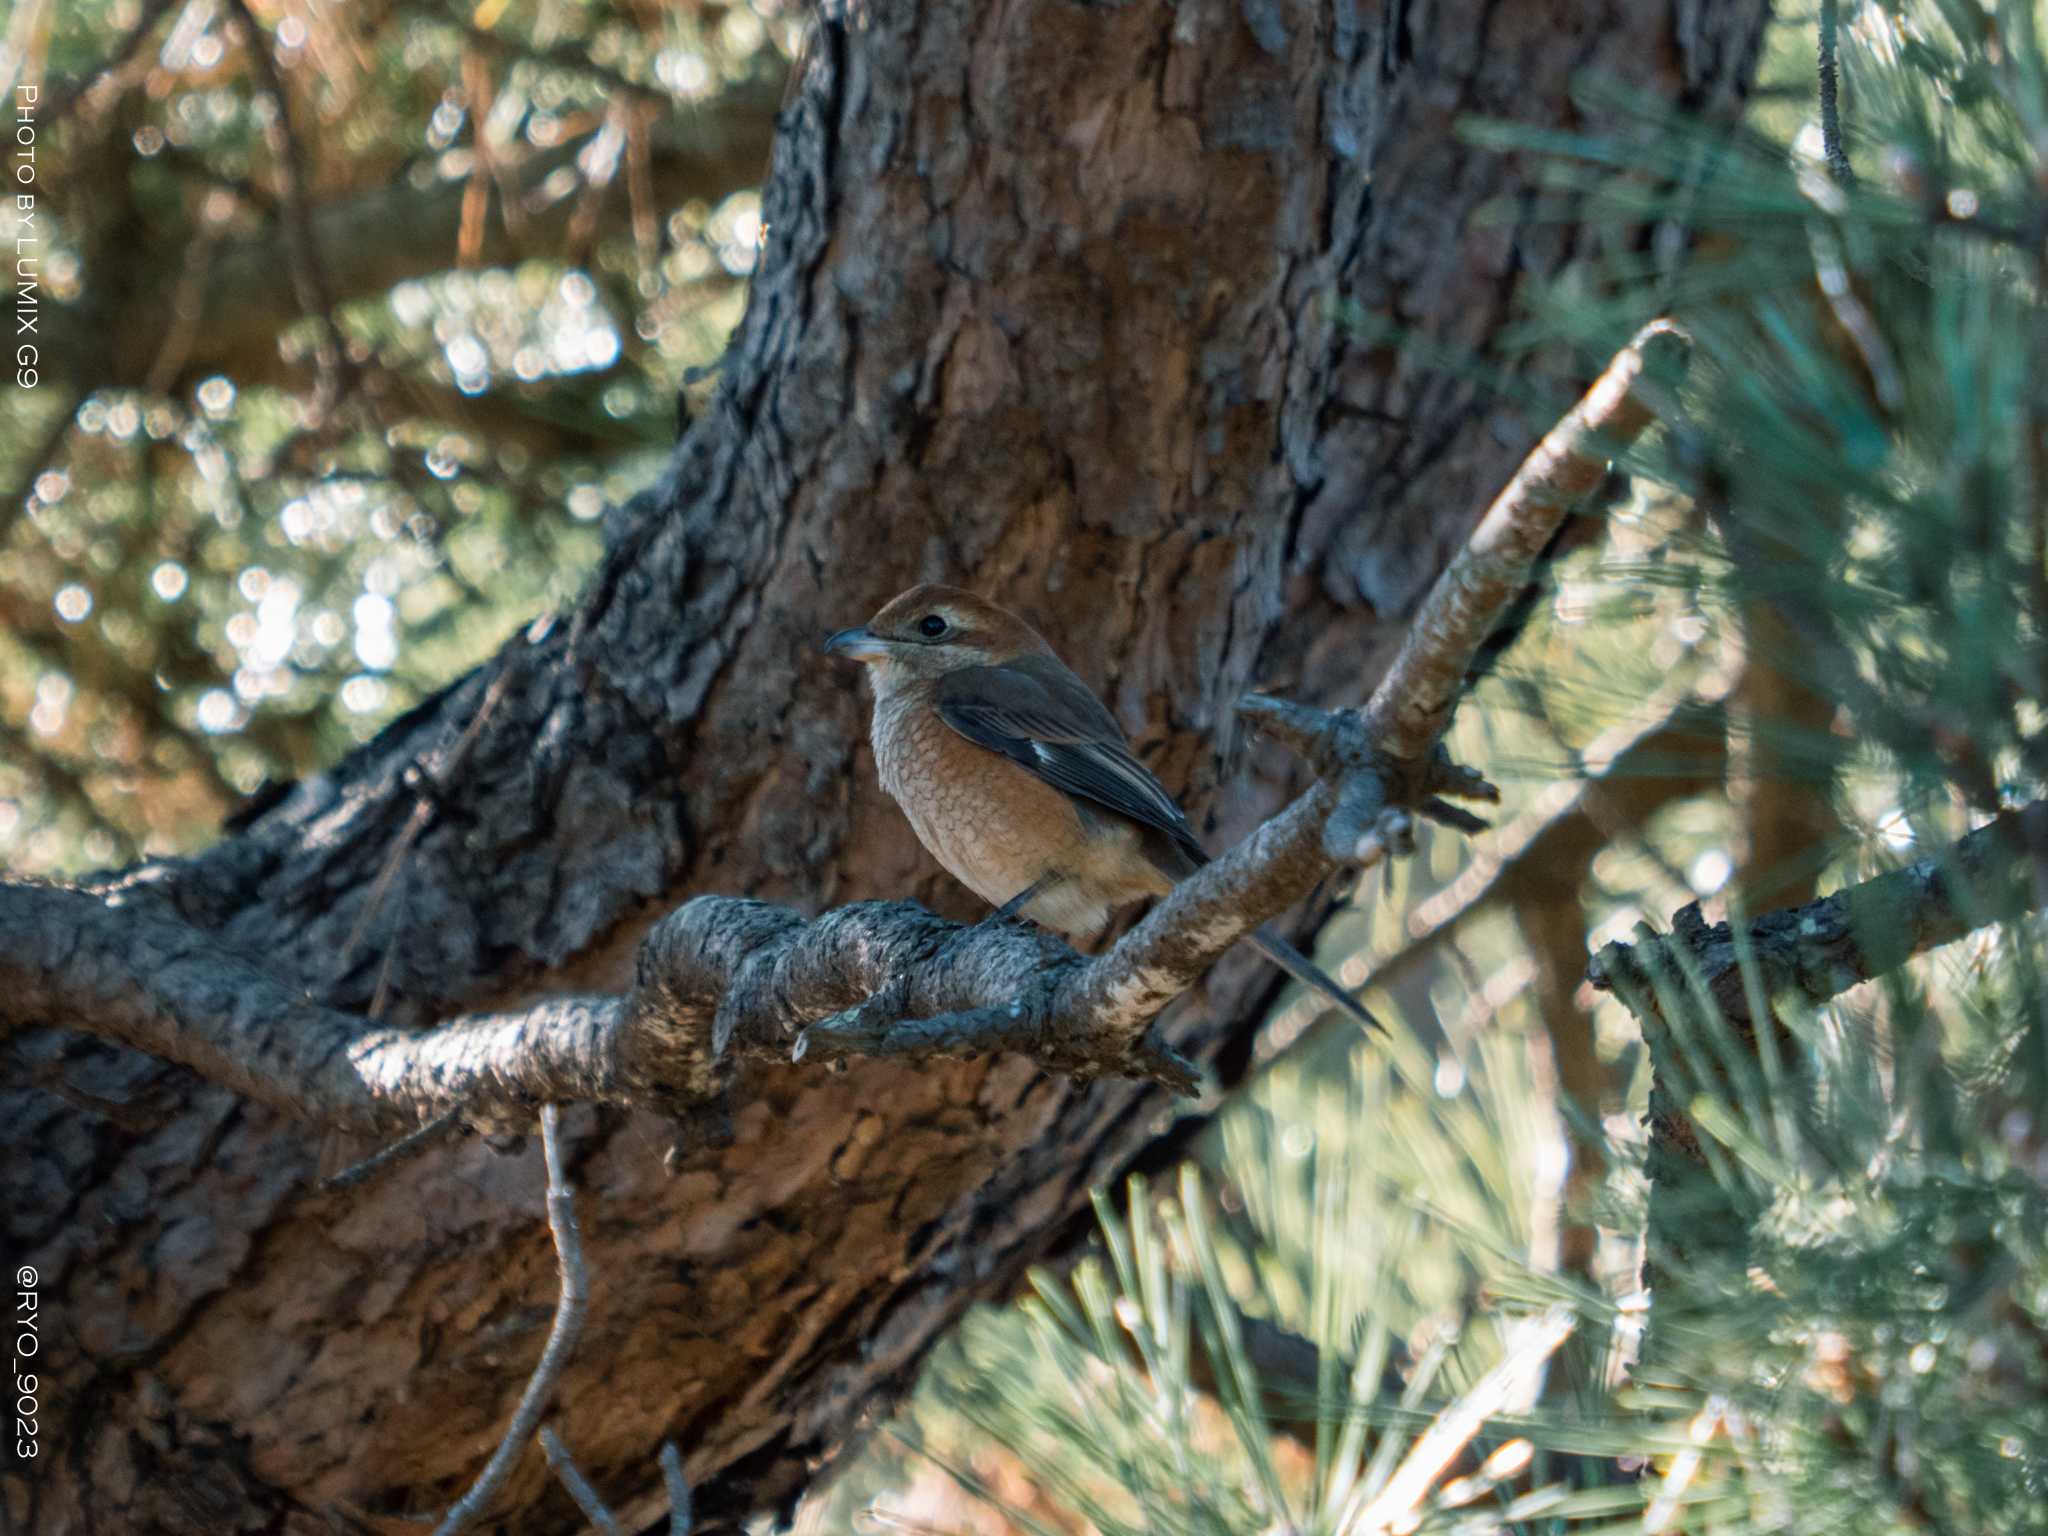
[[823, 626, 892, 663]]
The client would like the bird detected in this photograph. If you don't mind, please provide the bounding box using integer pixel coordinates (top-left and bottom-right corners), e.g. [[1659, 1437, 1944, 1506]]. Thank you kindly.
[[823, 583, 1380, 1032]]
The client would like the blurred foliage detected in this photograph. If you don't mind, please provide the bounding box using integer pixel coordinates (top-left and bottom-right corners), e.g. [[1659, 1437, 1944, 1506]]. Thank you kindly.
[[0, 0, 793, 874], [1487, 3, 2048, 860]]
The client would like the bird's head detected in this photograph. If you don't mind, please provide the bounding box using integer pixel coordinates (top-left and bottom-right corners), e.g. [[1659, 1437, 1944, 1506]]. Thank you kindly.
[[823, 584, 1050, 685]]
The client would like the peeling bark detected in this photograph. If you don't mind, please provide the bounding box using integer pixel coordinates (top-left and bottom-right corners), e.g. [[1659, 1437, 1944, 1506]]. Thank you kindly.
[[3, 2, 1767, 1531]]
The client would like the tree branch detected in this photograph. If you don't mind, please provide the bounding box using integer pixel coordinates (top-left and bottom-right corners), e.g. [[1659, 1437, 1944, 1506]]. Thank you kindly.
[[435, 1103, 588, 1536], [3, 326, 1687, 1137], [537, 1427, 626, 1536], [1587, 802, 2045, 1301], [0, 877, 1190, 1133], [1364, 320, 1692, 762], [39, 0, 184, 129], [1588, 803, 2045, 1033], [660, 1442, 692, 1536], [227, 0, 354, 419], [1818, 0, 1855, 189]]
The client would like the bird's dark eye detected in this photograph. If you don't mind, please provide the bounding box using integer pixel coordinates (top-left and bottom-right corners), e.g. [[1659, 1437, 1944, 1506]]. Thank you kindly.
[[917, 614, 948, 638]]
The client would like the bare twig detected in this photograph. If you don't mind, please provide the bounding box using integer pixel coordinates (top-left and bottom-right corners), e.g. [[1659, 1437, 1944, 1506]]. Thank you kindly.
[[226, 0, 355, 419], [1343, 1309, 1574, 1531], [1818, 0, 1855, 189], [319, 1108, 463, 1193], [1366, 320, 1692, 761], [538, 1426, 625, 1536], [434, 1104, 589, 1536], [564, 99, 632, 265], [660, 1442, 692, 1536], [457, 60, 492, 268], [627, 100, 660, 266]]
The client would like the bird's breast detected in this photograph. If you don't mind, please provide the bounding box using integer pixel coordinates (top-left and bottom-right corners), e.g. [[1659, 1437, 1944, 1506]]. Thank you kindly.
[[868, 692, 1161, 934]]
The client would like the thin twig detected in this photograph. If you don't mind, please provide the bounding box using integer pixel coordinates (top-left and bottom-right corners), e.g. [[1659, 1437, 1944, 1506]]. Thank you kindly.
[[433, 1104, 589, 1536], [1818, 0, 1855, 189], [659, 1442, 692, 1536], [626, 100, 660, 266], [564, 99, 631, 265], [334, 655, 523, 999], [319, 1108, 462, 1193], [538, 1426, 625, 1536], [226, 0, 355, 420], [458, 46, 526, 258]]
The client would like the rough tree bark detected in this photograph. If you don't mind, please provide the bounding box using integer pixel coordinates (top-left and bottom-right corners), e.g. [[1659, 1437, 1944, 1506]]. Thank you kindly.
[[3, 2, 1766, 1530]]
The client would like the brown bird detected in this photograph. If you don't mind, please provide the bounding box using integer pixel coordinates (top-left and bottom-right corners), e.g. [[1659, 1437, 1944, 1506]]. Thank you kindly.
[[824, 583, 1379, 1031]]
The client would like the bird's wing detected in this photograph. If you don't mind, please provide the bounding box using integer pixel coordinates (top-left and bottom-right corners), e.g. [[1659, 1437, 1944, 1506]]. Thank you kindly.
[[935, 657, 1208, 867]]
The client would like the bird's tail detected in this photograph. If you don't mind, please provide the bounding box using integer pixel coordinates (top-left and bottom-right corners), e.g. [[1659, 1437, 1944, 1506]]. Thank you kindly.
[[1247, 926, 1386, 1036]]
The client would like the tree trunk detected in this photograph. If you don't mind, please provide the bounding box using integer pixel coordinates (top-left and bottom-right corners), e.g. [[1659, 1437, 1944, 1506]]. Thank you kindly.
[[4, 2, 1765, 1530]]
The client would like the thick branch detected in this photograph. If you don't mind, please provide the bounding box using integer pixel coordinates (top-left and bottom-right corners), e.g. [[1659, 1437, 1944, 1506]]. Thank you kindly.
[[793, 783, 1371, 1074], [0, 718, 1493, 1125], [0, 881, 1188, 1134], [3, 882, 426, 1136]]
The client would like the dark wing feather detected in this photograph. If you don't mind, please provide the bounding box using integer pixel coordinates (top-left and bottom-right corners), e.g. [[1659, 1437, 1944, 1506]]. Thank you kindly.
[[935, 657, 1208, 868]]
